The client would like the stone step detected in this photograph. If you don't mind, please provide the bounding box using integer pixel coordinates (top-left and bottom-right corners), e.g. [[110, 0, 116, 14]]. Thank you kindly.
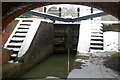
[[13, 35, 26, 38], [22, 19, 33, 22], [16, 29, 29, 32], [7, 48, 20, 51], [15, 33, 27, 35], [8, 60, 14, 63], [7, 45, 21, 48], [91, 28, 103, 31], [11, 54, 17, 57], [9, 40, 24, 43], [91, 33, 103, 36], [90, 45, 103, 48], [91, 32, 103, 34], [11, 37, 25, 41], [90, 41, 103, 43], [91, 39, 103, 41], [91, 30, 103, 33], [17, 26, 30, 29], [15, 30, 28, 33], [7, 43, 22, 46], [90, 47, 103, 50], [91, 37, 103, 39], [19, 23, 31, 26], [17, 28, 29, 30], [90, 43, 103, 46], [91, 35, 103, 38], [20, 22, 33, 24]]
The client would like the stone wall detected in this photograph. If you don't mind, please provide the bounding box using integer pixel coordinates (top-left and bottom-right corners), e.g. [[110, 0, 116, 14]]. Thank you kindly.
[[2, 21, 54, 79]]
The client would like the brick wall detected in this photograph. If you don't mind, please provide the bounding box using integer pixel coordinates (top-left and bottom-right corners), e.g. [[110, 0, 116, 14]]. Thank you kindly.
[[2, 48, 13, 64], [2, 20, 19, 46], [2, 20, 19, 64], [2, 21, 54, 78]]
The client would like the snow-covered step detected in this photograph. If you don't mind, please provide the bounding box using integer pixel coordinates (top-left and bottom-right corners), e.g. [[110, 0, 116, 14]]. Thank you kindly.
[[19, 23, 31, 26], [7, 47, 20, 50], [11, 54, 17, 57], [4, 18, 41, 63], [17, 26, 30, 28], [20, 22, 33, 24], [91, 33, 103, 36], [8, 60, 14, 63], [90, 49, 104, 52], [7, 43, 22, 46], [91, 32, 103, 34], [15, 30, 28, 33], [16, 29, 29, 32], [15, 33, 27, 35], [90, 45, 103, 48], [91, 28, 103, 30], [11, 37, 25, 41], [6, 47, 20, 51], [13, 35, 26, 38], [91, 37, 103, 39], [91, 39, 103, 42], [91, 36, 103, 38], [17, 28, 29, 30], [91, 26, 103, 29], [91, 30, 103, 33], [91, 41, 103, 43], [22, 18, 33, 22], [9, 40, 24, 43]]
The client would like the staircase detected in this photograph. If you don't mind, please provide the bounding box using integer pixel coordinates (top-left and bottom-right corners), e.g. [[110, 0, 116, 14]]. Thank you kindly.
[[90, 24, 104, 52], [54, 24, 80, 54], [4, 18, 41, 63]]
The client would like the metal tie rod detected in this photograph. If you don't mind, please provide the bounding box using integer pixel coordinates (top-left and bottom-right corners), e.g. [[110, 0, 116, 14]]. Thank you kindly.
[[72, 12, 108, 22], [25, 11, 108, 22]]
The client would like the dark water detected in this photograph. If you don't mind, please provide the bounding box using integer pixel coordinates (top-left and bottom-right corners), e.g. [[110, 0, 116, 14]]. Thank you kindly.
[[20, 53, 75, 79]]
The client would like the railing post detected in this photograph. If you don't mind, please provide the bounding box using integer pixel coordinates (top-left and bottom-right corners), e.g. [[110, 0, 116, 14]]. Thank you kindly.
[[59, 7, 62, 17], [44, 7, 46, 13], [91, 7, 93, 20], [77, 8, 80, 17], [44, 7, 46, 19]]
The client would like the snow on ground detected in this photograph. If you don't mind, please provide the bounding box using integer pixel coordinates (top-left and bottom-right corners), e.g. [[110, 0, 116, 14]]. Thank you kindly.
[[77, 21, 119, 54], [69, 21, 120, 79], [104, 31, 118, 52], [68, 60, 119, 78], [68, 52, 120, 78]]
